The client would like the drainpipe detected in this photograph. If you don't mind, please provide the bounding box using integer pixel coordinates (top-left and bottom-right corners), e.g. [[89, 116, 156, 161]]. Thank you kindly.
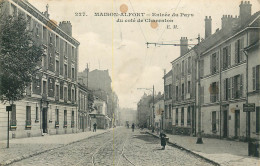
[[219, 46, 222, 139]]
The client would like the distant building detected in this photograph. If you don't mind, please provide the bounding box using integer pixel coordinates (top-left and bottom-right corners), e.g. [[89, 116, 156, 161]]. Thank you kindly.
[[163, 70, 173, 131], [137, 93, 152, 127]]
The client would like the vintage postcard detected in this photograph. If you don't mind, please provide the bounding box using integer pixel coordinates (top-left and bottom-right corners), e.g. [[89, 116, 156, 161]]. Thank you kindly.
[[0, 0, 259, 165]]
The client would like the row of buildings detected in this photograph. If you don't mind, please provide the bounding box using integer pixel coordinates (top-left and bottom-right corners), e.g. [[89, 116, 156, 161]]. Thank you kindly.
[[138, 1, 260, 141], [0, 0, 118, 140]]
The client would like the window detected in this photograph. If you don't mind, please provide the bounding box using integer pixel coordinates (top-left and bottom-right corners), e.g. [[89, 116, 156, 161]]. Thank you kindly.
[[223, 78, 229, 100], [55, 109, 59, 127], [64, 110, 67, 127], [64, 64, 68, 77], [55, 35, 59, 49], [71, 111, 75, 128], [27, 15, 32, 29], [176, 86, 179, 101], [43, 27, 47, 44], [72, 68, 75, 79], [169, 104, 172, 118], [188, 57, 191, 74], [181, 108, 184, 126], [165, 85, 168, 99], [187, 107, 191, 126], [232, 74, 243, 99], [64, 87, 68, 101], [222, 45, 231, 69], [35, 107, 39, 121], [26, 106, 31, 128], [235, 38, 244, 64], [188, 81, 191, 93], [210, 82, 219, 103], [181, 83, 184, 100], [43, 81, 47, 95], [56, 60, 59, 73], [212, 111, 217, 132], [252, 65, 260, 91], [256, 107, 260, 133], [35, 24, 39, 37], [10, 105, 16, 127], [72, 89, 75, 102], [175, 108, 178, 125], [55, 85, 59, 99], [60, 84, 63, 99], [211, 52, 218, 74], [68, 85, 71, 101], [72, 47, 75, 60]]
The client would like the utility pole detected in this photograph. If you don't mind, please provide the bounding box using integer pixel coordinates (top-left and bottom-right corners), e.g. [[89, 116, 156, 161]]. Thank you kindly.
[[152, 85, 155, 132], [196, 34, 203, 144]]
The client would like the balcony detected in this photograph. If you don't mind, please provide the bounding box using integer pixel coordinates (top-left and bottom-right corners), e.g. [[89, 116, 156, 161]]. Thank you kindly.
[[55, 121, 59, 128], [64, 121, 67, 128], [25, 120, 32, 128]]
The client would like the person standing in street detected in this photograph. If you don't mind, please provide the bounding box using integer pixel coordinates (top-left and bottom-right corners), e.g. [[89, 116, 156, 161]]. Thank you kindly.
[[160, 130, 167, 150], [93, 123, 97, 132], [131, 123, 135, 132]]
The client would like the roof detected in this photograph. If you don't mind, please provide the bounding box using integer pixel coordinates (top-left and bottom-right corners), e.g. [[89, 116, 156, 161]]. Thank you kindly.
[[163, 70, 172, 79]]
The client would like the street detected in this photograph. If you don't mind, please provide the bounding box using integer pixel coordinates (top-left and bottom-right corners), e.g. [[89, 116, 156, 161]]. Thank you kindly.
[[10, 127, 213, 166]]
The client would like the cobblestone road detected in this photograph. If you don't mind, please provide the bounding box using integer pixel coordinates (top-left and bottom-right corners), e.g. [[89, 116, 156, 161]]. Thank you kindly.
[[10, 128, 214, 166]]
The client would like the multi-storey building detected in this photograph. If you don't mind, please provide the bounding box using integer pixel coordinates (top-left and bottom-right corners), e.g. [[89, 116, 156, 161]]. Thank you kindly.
[[198, 1, 260, 140], [163, 70, 173, 131], [137, 93, 152, 127], [171, 40, 197, 136], [244, 41, 260, 140], [0, 0, 79, 140], [78, 83, 90, 132]]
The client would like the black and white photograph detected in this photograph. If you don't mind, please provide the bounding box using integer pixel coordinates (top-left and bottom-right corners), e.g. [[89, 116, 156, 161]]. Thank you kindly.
[[0, 0, 259, 165]]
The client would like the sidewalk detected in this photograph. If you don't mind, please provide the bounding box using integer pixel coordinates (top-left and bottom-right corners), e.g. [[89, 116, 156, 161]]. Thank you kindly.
[[146, 129, 260, 166], [0, 129, 112, 166]]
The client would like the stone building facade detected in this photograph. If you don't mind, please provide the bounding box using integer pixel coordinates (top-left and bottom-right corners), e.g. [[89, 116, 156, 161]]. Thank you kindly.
[[0, 0, 80, 140]]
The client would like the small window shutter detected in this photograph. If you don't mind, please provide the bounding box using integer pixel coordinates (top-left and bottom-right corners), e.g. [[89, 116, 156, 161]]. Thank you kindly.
[[223, 79, 226, 100], [221, 48, 223, 70], [210, 83, 212, 102], [210, 54, 213, 74], [231, 77, 234, 99], [200, 60, 204, 77], [235, 41, 238, 64], [216, 81, 219, 101], [216, 52, 219, 72], [228, 78, 231, 99], [228, 44, 231, 67], [240, 74, 243, 97], [256, 65, 260, 90], [240, 38, 244, 61], [216, 111, 219, 131]]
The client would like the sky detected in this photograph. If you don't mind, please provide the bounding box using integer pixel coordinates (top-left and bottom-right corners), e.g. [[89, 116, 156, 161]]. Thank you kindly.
[[28, 0, 260, 109]]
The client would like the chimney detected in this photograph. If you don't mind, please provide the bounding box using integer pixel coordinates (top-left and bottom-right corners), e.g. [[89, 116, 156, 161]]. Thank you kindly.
[[180, 37, 188, 56], [221, 15, 238, 29], [239, 1, 252, 25], [59, 21, 72, 36], [44, 4, 49, 18], [204, 16, 212, 39]]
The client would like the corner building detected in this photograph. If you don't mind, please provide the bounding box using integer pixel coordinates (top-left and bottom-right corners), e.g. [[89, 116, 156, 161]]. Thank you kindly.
[[0, 0, 80, 140]]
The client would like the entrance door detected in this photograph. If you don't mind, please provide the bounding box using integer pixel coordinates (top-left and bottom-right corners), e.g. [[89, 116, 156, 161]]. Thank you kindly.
[[42, 108, 48, 133], [223, 110, 228, 138], [234, 110, 240, 138]]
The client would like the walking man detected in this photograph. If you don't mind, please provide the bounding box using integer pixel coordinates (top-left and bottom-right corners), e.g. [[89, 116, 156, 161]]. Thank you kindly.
[[131, 123, 135, 132], [93, 123, 97, 132]]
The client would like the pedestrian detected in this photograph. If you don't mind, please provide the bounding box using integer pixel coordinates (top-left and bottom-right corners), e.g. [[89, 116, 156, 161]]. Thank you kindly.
[[93, 123, 97, 132], [160, 130, 167, 150], [131, 123, 135, 132]]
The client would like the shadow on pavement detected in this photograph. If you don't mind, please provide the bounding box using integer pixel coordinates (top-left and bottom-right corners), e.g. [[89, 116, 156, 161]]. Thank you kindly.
[[132, 134, 159, 144]]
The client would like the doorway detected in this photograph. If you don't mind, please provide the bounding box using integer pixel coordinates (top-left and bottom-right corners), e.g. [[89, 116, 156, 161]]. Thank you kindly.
[[42, 108, 48, 133], [223, 110, 228, 138], [234, 110, 240, 138]]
